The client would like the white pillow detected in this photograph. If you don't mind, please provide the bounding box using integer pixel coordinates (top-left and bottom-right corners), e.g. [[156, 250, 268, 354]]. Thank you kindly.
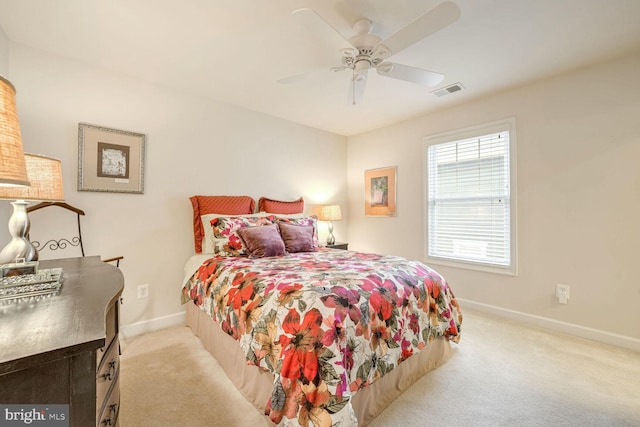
[[200, 214, 218, 254]]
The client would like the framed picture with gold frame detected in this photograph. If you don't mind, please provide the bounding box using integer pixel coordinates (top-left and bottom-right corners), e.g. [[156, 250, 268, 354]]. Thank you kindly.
[[364, 166, 397, 217], [78, 123, 146, 194]]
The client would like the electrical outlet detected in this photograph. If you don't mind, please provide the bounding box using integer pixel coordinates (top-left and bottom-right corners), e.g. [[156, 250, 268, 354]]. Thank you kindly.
[[556, 284, 570, 304], [137, 284, 149, 299]]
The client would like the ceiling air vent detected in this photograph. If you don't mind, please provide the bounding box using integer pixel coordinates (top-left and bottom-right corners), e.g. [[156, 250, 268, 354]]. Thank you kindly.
[[432, 83, 464, 97]]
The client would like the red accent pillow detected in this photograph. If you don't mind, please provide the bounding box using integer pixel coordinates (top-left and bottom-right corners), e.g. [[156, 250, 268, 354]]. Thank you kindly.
[[189, 195, 255, 253], [258, 197, 304, 214]]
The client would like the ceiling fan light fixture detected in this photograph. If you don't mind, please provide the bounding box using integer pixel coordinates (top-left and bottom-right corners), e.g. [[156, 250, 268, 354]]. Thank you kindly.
[[354, 59, 371, 73]]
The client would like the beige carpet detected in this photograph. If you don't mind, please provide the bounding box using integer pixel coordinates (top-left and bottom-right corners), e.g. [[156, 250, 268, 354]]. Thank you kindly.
[[119, 309, 640, 426]]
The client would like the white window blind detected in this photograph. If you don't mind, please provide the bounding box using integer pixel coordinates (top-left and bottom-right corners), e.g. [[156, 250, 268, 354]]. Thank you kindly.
[[427, 129, 512, 269]]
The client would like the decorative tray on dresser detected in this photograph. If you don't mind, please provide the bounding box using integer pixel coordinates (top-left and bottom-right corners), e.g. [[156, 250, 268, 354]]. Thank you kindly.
[[0, 256, 124, 426]]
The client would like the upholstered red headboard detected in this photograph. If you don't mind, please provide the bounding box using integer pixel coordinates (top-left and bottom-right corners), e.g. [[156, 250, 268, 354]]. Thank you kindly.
[[189, 195, 255, 253], [257, 197, 304, 214]]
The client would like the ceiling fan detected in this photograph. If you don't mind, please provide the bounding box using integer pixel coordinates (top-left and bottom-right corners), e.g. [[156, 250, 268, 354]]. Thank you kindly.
[[278, 1, 461, 105]]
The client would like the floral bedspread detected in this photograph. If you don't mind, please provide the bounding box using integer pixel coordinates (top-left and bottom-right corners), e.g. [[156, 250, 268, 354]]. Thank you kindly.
[[181, 249, 462, 427]]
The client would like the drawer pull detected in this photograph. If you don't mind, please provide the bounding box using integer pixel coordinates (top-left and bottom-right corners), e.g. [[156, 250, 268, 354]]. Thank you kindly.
[[101, 360, 117, 381], [101, 403, 118, 426]]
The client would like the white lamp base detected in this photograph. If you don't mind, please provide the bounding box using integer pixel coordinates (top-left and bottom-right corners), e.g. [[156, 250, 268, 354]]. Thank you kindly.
[[0, 200, 38, 264], [326, 221, 335, 245]]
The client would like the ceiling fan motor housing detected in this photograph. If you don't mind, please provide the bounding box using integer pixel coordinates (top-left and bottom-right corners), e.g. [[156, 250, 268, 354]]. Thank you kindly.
[[347, 19, 388, 73]]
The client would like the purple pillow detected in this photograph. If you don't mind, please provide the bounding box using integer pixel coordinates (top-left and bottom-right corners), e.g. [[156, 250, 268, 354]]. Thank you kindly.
[[277, 222, 315, 253], [236, 224, 286, 258]]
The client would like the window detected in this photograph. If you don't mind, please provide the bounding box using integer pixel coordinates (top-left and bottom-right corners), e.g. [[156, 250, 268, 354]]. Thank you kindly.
[[425, 119, 517, 274]]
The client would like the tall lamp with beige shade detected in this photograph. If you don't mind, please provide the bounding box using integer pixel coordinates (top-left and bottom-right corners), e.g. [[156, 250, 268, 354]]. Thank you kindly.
[[0, 75, 30, 187], [0, 154, 64, 264], [314, 204, 342, 245]]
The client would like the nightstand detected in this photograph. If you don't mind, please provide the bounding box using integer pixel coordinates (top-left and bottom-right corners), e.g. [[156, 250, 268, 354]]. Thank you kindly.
[[326, 242, 348, 250]]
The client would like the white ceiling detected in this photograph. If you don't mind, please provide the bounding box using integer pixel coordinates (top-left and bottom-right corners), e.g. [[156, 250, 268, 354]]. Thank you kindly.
[[1, 0, 640, 136]]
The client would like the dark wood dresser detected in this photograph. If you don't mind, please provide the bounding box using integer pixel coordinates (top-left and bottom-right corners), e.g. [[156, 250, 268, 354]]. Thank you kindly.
[[0, 256, 124, 426]]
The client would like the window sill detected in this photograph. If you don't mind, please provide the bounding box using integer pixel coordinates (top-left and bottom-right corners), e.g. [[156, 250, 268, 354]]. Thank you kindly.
[[425, 256, 518, 276]]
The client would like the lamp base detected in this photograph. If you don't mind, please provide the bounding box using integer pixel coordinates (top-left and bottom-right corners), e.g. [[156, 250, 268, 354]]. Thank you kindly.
[[326, 221, 336, 246], [0, 201, 38, 264]]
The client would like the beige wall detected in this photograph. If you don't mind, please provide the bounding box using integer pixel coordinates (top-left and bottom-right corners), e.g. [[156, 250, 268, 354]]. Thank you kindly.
[[347, 51, 640, 345], [1, 44, 347, 329], [0, 25, 8, 76], [3, 39, 639, 348]]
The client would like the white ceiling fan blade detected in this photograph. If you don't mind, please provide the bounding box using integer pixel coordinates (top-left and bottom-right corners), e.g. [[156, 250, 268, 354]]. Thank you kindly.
[[375, 1, 460, 55], [376, 62, 444, 87], [348, 70, 368, 105], [292, 8, 357, 54]]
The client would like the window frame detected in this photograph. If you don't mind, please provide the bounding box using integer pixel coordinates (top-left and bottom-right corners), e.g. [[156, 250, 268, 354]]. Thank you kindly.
[[423, 118, 518, 276]]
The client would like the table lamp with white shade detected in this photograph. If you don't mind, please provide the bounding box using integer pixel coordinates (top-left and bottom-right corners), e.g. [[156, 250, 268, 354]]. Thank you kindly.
[[314, 204, 342, 245]]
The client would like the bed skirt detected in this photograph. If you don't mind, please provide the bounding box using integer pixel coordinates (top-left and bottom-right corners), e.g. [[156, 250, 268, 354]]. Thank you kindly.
[[185, 302, 455, 426]]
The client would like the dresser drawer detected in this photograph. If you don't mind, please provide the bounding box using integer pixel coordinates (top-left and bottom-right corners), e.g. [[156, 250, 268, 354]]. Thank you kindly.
[[98, 301, 119, 364], [96, 337, 119, 414], [105, 301, 119, 347], [97, 377, 120, 427]]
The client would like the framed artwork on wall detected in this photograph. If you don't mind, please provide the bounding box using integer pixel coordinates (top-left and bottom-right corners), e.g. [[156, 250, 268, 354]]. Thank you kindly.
[[78, 123, 146, 194], [364, 166, 397, 217]]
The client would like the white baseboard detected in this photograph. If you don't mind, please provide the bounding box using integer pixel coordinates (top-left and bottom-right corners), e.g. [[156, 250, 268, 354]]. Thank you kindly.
[[458, 298, 640, 353], [121, 311, 186, 338], [120, 301, 640, 353]]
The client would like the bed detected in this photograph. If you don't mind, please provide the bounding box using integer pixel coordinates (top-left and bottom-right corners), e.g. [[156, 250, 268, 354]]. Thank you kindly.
[[182, 196, 462, 426]]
